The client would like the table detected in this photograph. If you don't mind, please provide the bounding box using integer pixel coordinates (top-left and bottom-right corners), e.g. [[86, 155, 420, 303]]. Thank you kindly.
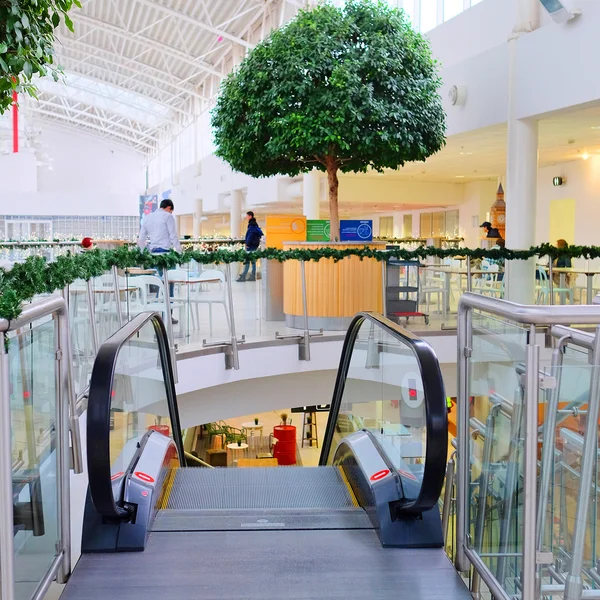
[[227, 443, 249, 451], [169, 277, 223, 334], [549, 268, 600, 305], [422, 266, 491, 314], [241, 422, 264, 438]]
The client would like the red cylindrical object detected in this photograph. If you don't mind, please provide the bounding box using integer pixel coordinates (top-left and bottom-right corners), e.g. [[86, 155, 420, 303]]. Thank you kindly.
[[273, 425, 296, 466], [12, 89, 18, 153]]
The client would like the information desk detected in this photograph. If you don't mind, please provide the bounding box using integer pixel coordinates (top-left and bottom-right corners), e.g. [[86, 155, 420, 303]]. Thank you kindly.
[[282, 242, 385, 330]]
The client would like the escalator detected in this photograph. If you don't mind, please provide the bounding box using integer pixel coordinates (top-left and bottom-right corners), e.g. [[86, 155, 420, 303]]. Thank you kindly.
[[62, 312, 469, 600]]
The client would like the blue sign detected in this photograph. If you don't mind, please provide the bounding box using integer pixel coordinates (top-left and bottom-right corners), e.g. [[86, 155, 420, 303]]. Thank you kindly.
[[161, 189, 171, 200], [340, 220, 373, 242]]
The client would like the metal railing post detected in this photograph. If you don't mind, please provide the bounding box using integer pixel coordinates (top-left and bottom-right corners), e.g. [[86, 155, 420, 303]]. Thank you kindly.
[[86, 279, 99, 354], [56, 308, 73, 582], [522, 325, 540, 600], [565, 327, 600, 600], [381, 258, 387, 318], [0, 334, 16, 600], [225, 263, 240, 370], [112, 265, 123, 326], [549, 255, 555, 305], [466, 256, 472, 293], [300, 260, 311, 361], [442, 453, 456, 543], [455, 300, 472, 572], [161, 268, 178, 381]]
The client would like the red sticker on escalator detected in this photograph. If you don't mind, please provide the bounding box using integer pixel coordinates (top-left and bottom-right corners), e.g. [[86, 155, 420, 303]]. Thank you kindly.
[[398, 469, 417, 481], [134, 471, 155, 484], [111, 471, 124, 481], [370, 469, 390, 482]]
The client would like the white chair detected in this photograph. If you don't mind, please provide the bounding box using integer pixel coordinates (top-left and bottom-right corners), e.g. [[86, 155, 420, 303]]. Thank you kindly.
[[128, 275, 183, 323], [419, 271, 447, 317], [189, 270, 231, 336], [536, 267, 573, 304]]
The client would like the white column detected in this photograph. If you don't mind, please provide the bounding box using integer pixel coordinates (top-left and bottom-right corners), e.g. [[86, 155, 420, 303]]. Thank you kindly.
[[230, 189, 243, 239], [303, 170, 321, 220], [193, 199, 203, 238], [504, 0, 540, 305]]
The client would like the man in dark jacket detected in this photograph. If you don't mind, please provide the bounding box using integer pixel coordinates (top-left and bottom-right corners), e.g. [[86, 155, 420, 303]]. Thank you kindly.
[[480, 221, 502, 239], [237, 211, 263, 282]]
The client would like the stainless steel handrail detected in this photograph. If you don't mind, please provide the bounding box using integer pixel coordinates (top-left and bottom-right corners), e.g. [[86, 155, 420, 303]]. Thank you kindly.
[[456, 293, 600, 600]]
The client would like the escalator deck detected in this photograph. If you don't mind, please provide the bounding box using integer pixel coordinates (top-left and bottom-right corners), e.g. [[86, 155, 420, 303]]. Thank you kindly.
[[62, 467, 470, 600]]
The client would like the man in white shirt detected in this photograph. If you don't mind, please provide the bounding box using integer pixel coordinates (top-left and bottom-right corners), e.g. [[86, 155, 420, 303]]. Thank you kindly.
[[137, 199, 182, 323], [137, 199, 182, 253]]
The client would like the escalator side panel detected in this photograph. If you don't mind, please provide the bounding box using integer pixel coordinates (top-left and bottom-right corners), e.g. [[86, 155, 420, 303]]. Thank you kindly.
[[334, 431, 443, 548], [82, 433, 177, 553]]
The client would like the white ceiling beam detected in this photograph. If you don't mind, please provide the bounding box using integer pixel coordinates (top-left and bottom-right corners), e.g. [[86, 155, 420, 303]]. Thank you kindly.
[[26, 107, 156, 150], [131, 0, 256, 49], [33, 97, 160, 143], [58, 41, 206, 101], [72, 14, 223, 78]]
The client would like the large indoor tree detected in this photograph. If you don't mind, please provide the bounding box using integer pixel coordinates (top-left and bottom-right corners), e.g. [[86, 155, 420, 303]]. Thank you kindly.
[[0, 0, 80, 114], [212, 0, 446, 241]]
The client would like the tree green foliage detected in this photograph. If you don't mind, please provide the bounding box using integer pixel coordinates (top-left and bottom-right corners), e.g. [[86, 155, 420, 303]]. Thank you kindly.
[[212, 0, 446, 239], [0, 0, 81, 114]]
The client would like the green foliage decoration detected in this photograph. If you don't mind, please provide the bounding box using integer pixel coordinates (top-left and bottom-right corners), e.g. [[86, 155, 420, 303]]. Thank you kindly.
[[0, 0, 81, 114], [0, 243, 597, 321], [211, 0, 446, 241]]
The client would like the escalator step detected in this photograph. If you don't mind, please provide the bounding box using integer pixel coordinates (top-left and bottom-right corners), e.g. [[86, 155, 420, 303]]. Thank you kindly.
[[164, 467, 358, 510]]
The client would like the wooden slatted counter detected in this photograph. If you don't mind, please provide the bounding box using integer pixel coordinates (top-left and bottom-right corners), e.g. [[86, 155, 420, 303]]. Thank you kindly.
[[283, 242, 385, 330]]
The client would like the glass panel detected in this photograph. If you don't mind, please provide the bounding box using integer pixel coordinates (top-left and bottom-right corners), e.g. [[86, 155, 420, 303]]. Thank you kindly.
[[467, 314, 529, 596], [69, 278, 95, 395], [403, 214, 413, 238], [91, 272, 122, 344], [432, 212, 446, 237], [420, 212, 432, 238], [445, 210, 459, 238], [420, 0, 438, 31], [109, 319, 175, 496], [327, 318, 428, 498], [444, 0, 464, 20], [8, 320, 60, 600], [537, 344, 598, 595]]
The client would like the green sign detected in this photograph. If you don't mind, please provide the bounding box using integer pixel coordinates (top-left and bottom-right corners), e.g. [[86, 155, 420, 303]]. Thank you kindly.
[[306, 220, 330, 241]]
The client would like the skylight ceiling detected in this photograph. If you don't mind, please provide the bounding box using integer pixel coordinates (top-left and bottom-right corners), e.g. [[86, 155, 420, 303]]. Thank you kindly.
[[20, 0, 293, 153]]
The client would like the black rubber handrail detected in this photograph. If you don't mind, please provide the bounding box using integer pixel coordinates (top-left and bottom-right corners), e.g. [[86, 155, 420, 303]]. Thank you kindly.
[[87, 312, 184, 519], [319, 312, 448, 515]]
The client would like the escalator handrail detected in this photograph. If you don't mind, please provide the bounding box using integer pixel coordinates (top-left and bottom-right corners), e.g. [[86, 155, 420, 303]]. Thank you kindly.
[[320, 312, 448, 515], [87, 312, 184, 519]]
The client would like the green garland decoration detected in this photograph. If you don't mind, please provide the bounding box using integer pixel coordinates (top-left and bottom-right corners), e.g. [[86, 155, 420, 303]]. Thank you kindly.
[[0, 243, 596, 321]]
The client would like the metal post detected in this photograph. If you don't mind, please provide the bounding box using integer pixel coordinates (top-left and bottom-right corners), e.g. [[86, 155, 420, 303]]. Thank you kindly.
[[0, 334, 16, 600], [56, 310, 72, 582], [381, 259, 387, 318], [466, 256, 472, 293], [549, 255, 555, 305], [225, 263, 240, 370], [536, 337, 568, 552], [522, 325, 540, 600], [300, 260, 311, 362], [59, 290, 83, 476], [442, 453, 456, 543], [565, 327, 600, 600], [86, 279, 99, 354], [455, 300, 472, 572], [111, 265, 123, 326], [161, 268, 178, 381]]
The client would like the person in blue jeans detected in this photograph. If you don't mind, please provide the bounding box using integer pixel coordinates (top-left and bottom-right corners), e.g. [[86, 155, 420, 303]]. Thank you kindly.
[[237, 212, 263, 282]]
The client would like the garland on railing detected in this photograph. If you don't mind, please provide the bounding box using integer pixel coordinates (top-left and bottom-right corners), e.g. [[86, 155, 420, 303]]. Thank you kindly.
[[0, 243, 597, 321]]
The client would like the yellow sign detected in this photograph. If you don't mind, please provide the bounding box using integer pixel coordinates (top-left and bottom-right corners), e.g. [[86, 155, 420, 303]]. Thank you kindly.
[[265, 215, 307, 249]]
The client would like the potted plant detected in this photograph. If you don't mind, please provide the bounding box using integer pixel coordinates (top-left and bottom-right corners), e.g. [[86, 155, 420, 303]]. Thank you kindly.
[[237, 437, 242, 447], [254, 417, 259, 426], [280, 413, 288, 426]]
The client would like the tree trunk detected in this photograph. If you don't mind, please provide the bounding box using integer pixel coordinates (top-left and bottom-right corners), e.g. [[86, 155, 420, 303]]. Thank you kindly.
[[326, 157, 340, 242]]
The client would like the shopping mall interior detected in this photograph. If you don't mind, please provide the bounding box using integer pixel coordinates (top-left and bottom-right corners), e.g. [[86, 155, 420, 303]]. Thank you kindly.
[[2, 1, 600, 599]]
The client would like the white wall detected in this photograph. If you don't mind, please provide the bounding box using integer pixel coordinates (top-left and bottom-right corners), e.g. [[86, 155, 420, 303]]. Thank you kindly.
[[537, 156, 600, 247], [1, 126, 144, 216]]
